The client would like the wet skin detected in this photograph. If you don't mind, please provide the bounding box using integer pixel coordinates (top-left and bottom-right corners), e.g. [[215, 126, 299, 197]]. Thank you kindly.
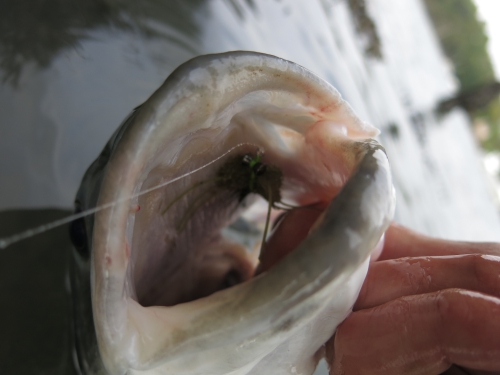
[[327, 223, 500, 375]]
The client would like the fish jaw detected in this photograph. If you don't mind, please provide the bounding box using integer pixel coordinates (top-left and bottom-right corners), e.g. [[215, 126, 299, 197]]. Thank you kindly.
[[73, 52, 395, 374]]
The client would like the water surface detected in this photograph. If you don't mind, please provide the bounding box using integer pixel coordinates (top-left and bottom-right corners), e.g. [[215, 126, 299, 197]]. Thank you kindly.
[[1, 0, 499, 374]]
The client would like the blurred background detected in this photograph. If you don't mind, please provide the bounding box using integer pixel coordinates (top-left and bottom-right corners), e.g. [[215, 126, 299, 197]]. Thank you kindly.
[[1, 0, 500, 374]]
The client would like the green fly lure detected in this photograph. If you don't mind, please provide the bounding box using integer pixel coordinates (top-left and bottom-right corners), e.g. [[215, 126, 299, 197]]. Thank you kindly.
[[162, 150, 284, 253]]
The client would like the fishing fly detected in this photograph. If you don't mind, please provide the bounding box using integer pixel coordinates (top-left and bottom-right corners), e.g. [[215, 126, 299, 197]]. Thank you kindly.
[[162, 149, 286, 253]]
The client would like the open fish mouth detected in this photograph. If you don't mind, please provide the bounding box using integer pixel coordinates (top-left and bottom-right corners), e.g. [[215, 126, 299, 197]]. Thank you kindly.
[[72, 51, 395, 375]]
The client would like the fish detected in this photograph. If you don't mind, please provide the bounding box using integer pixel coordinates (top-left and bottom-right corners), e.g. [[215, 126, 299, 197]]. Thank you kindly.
[[69, 51, 395, 375]]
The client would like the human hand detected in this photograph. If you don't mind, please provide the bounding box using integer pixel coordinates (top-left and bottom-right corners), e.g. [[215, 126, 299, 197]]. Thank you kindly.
[[325, 223, 500, 375]]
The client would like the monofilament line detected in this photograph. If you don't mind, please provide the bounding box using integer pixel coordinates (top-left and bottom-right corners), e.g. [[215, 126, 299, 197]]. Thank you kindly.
[[0, 143, 263, 250]]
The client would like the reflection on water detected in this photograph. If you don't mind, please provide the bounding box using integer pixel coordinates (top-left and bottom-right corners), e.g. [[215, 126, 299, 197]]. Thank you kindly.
[[1, 0, 500, 374], [0, 0, 206, 84]]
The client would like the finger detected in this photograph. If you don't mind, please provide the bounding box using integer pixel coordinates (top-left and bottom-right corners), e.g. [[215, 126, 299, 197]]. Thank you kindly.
[[379, 223, 500, 261], [354, 254, 500, 310], [327, 289, 500, 375]]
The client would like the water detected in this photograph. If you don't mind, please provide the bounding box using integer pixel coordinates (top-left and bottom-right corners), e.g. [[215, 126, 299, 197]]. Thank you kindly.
[[364, 0, 500, 241], [2, 0, 498, 240], [1, 0, 499, 374]]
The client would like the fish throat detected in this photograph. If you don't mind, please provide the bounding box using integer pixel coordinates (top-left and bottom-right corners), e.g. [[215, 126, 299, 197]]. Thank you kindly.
[[141, 148, 292, 307]]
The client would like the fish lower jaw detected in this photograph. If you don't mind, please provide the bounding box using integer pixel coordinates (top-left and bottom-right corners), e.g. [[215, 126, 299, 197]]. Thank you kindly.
[[99, 258, 371, 375]]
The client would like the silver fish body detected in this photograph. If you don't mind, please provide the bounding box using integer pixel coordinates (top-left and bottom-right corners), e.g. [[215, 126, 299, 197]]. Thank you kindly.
[[70, 51, 395, 375]]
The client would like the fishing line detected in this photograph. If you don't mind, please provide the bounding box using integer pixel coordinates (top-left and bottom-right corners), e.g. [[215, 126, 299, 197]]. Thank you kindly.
[[0, 142, 263, 250]]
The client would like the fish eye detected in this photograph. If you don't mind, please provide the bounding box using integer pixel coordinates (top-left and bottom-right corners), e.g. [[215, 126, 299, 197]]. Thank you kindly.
[[69, 203, 89, 258]]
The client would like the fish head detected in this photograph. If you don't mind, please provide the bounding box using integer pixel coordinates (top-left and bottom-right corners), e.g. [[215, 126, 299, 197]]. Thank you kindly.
[[70, 51, 395, 375]]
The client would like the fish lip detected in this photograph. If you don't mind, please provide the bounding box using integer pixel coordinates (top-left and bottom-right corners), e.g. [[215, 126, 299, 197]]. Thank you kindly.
[[81, 52, 394, 374]]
